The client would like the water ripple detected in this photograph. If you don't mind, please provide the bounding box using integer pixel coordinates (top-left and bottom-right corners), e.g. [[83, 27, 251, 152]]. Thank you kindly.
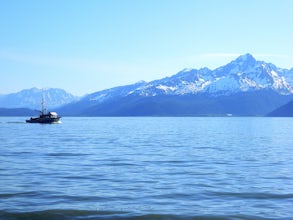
[[1, 117, 293, 219]]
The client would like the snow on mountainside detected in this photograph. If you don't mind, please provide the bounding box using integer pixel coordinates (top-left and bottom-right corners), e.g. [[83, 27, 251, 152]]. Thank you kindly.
[[85, 81, 147, 103], [129, 54, 293, 97], [55, 81, 147, 115], [0, 88, 78, 109], [66, 53, 293, 110], [55, 53, 293, 116]]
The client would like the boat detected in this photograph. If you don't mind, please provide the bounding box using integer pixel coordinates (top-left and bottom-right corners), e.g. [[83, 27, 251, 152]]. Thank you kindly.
[[26, 97, 61, 124]]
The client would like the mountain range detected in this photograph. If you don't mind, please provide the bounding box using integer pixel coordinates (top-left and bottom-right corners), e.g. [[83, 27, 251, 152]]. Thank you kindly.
[[57, 53, 293, 116], [1, 53, 293, 116], [0, 88, 78, 110]]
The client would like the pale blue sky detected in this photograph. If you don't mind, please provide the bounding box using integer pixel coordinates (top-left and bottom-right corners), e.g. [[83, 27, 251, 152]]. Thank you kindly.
[[1, 0, 293, 96]]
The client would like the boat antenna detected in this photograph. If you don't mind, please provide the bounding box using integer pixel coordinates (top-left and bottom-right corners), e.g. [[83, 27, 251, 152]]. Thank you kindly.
[[42, 93, 46, 115]]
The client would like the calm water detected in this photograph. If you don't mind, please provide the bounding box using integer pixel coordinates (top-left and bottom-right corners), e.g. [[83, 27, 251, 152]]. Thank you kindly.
[[0, 117, 292, 220]]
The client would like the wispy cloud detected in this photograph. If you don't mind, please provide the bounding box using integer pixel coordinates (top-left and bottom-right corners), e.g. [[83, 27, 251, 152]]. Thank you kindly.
[[0, 49, 171, 92], [200, 53, 242, 58], [174, 53, 293, 69], [172, 53, 242, 70], [0, 49, 147, 74]]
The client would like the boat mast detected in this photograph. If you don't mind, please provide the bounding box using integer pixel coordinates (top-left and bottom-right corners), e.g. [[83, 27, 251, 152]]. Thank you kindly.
[[42, 94, 46, 115]]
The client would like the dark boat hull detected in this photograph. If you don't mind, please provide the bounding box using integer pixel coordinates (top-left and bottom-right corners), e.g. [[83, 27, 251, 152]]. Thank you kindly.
[[26, 117, 61, 124]]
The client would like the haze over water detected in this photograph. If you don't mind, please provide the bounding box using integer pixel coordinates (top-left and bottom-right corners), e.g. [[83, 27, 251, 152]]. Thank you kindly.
[[0, 117, 292, 219]]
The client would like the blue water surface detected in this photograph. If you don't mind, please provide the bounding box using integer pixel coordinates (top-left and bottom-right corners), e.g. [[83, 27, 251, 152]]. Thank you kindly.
[[0, 117, 292, 219]]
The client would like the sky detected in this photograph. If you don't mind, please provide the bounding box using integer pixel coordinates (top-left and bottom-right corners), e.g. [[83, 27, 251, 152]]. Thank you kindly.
[[0, 0, 293, 96]]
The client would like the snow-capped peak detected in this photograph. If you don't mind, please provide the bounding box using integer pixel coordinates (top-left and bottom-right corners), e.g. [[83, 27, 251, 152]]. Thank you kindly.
[[130, 54, 293, 97], [235, 53, 256, 63]]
